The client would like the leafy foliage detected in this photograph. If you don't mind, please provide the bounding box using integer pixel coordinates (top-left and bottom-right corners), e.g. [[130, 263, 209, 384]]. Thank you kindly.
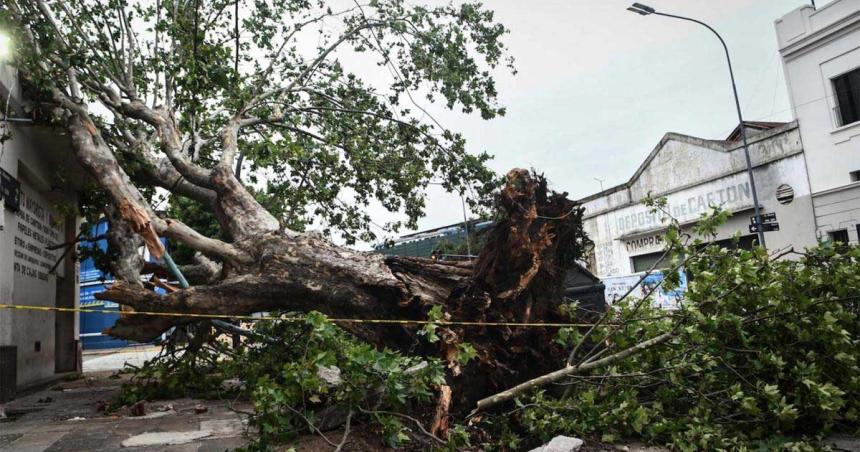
[[4, 0, 514, 243], [485, 204, 860, 451], [109, 327, 234, 412], [238, 312, 446, 449]]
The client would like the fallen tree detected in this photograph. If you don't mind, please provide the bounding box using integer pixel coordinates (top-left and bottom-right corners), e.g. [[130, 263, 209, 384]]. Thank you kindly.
[[98, 168, 592, 409], [3, 0, 593, 410]]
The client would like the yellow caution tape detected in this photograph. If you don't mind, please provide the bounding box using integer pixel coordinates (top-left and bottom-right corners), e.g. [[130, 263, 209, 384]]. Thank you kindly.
[[0, 303, 600, 328]]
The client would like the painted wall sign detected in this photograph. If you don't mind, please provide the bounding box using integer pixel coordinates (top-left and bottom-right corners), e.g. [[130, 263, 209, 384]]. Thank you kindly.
[[603, 270, 688, 310], [625, 234, 664, 253], [615, 176, 753, 236], [12, 184, 63, 283]]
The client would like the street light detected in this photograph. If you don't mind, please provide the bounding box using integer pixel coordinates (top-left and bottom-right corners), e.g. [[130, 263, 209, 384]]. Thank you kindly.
[[627, 3, 767, 248], [627, 3, 654, 15]]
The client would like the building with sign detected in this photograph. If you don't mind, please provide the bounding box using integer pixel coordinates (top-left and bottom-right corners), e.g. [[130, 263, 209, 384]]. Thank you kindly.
[[579, 121, 819, 297], [0, 64, 84, 401], [775, 0, 860, 244]]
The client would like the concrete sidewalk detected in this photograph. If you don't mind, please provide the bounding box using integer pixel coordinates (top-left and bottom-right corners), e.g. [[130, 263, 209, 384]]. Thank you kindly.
[[0, 372, 250, 451], [82, 346, 163, 373]]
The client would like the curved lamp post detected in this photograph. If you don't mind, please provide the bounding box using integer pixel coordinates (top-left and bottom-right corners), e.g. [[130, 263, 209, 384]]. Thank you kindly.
[[627, 3, 767, 248]]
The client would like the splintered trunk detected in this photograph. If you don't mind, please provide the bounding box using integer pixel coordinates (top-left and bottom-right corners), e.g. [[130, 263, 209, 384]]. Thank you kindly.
[[99, 169, 590, 410]]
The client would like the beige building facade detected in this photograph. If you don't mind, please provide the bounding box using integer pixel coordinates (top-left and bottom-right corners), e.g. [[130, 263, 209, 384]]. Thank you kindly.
[[579, 122, 818, 290]]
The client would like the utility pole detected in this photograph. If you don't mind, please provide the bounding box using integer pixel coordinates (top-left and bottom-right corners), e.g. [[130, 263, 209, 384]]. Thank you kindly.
[[627, 3, 767, 248], [460, 195, 472, 257]]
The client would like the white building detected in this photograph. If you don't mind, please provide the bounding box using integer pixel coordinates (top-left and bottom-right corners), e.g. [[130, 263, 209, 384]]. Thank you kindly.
[[579, 122, 819, 299], [581, 0, 860, 302], [776, 0, 860, 243], [0, 63, 84, 401]]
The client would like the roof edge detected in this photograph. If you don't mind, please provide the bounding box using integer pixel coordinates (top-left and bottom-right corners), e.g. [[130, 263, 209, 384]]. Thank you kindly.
[[576, 120, 798, 204]]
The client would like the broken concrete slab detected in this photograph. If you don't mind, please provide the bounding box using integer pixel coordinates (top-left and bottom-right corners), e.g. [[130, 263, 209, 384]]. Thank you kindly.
[[529, 435, 584, 452], [317, 364, 342, 386], [824, 434, 860, 451], [199, 419, 247, 437], [119, 418, 246, 448], [120, 430, 212, 448]]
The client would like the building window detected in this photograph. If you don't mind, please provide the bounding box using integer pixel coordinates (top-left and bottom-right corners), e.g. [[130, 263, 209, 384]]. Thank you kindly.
[[833, 67, 860, 127], [631, 252, 669, 273], [711, 235, 758, 251], [828, 229, 849, 244], [851, 170, 860, 183]]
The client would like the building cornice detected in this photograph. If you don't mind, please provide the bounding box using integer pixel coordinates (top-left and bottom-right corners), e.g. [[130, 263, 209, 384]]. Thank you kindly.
[[779, 8, 860, 60], [578, 121, 800, 213], [581, 133, 804, 221], [811, 180, 860, 198], [581, 148, 802, 221]]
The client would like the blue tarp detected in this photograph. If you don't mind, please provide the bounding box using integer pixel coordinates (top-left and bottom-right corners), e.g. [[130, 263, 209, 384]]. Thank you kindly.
[[79, 219, 110, 283], [80, 282, 129, 349], [78, 220, 170, 350]]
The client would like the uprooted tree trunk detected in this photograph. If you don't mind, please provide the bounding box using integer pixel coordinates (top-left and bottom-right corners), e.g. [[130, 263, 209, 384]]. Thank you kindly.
[[97, 168, 590, 410]]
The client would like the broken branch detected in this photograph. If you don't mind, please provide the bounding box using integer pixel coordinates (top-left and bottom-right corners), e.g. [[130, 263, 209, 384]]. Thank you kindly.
[[472, 331, 675, 413]]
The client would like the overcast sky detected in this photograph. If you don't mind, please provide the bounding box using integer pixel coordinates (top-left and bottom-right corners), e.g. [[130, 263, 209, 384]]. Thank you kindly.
[[357, 0, 815, 248]]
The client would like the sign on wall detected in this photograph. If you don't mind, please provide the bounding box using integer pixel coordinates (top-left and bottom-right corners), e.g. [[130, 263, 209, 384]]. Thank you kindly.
[[624, 234, 664, 254], [12, 184, 64, 283], [603, 270, 688, 310], [614, 174, 755, 237], [588, 172, 758, 278]]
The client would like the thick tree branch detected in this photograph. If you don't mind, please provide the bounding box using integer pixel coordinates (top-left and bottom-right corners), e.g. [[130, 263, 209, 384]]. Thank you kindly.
[[160, 218, 251, 266], [113, 101, 213, 187], [45, 80, 249, 264]]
